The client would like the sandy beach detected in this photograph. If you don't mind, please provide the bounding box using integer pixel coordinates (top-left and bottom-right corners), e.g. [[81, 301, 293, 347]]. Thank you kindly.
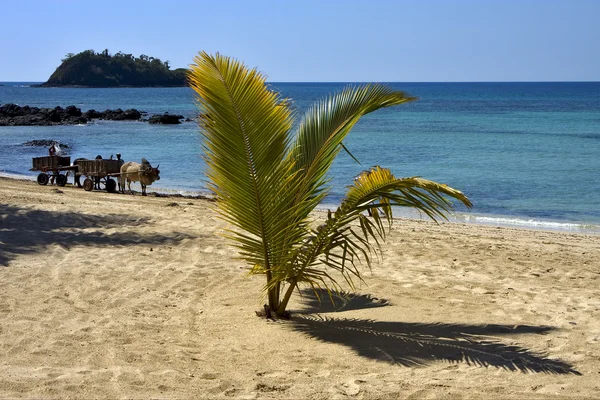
[[1, 176, 599, 399]]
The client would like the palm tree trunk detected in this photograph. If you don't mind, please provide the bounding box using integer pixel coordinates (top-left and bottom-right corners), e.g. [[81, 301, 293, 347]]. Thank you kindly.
[[274, 282, 281, 308], [276, 279, 297, 316], [266, 272, 279, 311]]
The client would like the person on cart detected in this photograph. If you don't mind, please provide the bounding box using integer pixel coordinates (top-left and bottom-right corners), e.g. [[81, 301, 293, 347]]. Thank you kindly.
[[48, 143, 59, 184], [93, 155, 103, 189], [48, 142, 60, 157]]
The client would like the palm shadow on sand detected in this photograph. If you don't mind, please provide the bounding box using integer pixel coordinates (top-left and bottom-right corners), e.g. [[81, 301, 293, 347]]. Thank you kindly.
[[296, 288, 391, 314], [288, 288, 580, 375], [0, 204, 198, 266]]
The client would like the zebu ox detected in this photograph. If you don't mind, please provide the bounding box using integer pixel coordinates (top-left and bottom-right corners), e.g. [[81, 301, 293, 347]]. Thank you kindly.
[[119, 158, 160, 196]]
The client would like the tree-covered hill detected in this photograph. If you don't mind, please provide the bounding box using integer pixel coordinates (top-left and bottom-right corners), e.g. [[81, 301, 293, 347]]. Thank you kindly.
[[40, 50, 188, 87]]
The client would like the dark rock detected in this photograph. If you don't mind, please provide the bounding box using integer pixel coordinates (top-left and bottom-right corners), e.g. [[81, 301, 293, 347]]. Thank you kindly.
[[23, 140, 71, 148], [0, 103, 22, 117], [101, 108, 118, 120], [1, 103, 157, 126], [23, 140, 54, 147], [148, 113, 184, 124], [105, 108, 142, 121], [20, 115, 41, 125], [65, 105, 82, 117], [123, 109, 142, 120], [48, 110, 62, 122], [84, 109, 102, 119]]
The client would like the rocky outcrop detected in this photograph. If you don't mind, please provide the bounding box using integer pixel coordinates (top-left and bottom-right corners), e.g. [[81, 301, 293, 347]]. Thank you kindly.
[[0, 103, 146, 126], [0, 104, 87, 126], [23, 140, 71, 148], [147, 113, 184, 124], [84, 108, 142, 121], [0, 103, 195, 126]]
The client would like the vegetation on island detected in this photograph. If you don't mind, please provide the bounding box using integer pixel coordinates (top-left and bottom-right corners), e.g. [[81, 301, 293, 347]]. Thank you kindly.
[[40, 49, 188, 87], [189, 52, 472, 318]]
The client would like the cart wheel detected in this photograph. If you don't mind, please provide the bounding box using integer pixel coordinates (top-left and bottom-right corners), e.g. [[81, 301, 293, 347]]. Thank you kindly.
[[56, 174, 68, 187], [37, 173, 49, 186], [83, 178, 94, 192], [105, 178, 117, 193]]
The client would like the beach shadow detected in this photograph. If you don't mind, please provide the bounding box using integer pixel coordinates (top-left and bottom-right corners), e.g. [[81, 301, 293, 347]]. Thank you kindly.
[[0, 204, 197, 266], [287, 290, 580, 374], [296, 288, 391, 313], [288, 316, 580, 374]]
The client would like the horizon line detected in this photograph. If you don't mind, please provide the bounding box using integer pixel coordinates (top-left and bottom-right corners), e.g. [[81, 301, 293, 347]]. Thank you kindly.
[[1, 80, 599, 84]]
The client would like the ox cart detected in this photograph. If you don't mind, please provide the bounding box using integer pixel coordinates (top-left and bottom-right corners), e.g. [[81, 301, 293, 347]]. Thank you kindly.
[[77, 159, 123, 193], [31, 156, 77, 187]]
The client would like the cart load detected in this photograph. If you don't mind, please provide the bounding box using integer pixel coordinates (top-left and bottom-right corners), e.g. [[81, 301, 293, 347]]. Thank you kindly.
[[32, 155, 71, 170]]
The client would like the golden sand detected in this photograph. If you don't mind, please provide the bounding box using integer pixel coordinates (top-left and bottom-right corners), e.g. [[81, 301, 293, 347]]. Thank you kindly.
[[1, 177, 599, 398]]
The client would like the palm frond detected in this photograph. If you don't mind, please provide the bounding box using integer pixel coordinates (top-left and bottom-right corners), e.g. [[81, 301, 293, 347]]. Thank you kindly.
[[288, 84, 417, 219], [189, 53, 307, 298], [289, 167, 471, 291]]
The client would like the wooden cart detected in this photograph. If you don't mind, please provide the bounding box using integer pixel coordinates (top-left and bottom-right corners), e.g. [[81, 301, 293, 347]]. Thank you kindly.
[[31, 156, 76, 187], [77, 159, 123, 193]]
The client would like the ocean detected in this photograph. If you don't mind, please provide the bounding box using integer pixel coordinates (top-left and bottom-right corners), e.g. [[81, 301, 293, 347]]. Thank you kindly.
[[1, 81, 599, 233]]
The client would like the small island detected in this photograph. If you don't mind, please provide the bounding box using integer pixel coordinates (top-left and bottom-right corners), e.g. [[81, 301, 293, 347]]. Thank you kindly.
[[39, 49, 188, 87]]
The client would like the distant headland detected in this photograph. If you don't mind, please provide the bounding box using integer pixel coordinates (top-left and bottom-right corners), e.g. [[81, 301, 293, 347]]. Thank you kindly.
[[38, 50, 188, 88]]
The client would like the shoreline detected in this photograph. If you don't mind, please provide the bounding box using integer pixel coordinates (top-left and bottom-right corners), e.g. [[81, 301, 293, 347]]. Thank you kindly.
[[3, 173, 599, 235], [0, 173, 216, 201], [1, 175, 599, 398]]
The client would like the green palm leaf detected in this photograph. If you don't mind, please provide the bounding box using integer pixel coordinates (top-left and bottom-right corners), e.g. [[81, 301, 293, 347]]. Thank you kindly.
[[189, 52, 303, 306], [288, 85, 417, 218], [190, 52, 471, 317], [274, 167, 472, 315]]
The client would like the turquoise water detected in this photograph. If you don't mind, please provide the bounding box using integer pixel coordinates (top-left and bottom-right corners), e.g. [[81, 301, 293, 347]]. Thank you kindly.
[[1, 82, 599, 233]]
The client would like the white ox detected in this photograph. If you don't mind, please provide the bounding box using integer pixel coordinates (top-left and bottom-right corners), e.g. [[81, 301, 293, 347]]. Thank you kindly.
[[119, 158, 160, 196]]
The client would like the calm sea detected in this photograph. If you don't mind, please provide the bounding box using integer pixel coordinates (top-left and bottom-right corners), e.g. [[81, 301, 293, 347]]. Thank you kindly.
[[1, 81, 599, 233]]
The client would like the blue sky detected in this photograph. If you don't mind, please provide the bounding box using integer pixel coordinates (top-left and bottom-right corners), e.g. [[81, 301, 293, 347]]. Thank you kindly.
[[1, 0, 598, 82]]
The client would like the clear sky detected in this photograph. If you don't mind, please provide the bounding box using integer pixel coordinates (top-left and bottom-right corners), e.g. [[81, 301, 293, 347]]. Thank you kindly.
[[1, 0, 598, 82]]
